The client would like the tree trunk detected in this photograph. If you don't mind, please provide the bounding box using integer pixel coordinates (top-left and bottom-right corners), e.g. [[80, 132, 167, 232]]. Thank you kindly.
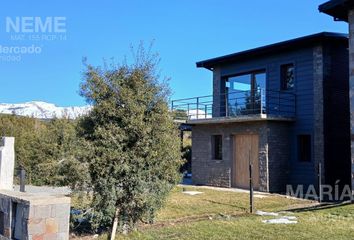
[[110, 208, 120, 240]]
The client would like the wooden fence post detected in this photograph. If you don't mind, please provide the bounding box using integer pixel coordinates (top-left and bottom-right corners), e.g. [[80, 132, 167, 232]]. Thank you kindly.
[[110, 208, 120, 240], [249, 150, 254, 213]]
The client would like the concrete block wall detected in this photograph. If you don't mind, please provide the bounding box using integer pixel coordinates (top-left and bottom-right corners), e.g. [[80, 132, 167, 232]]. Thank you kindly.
[[28, 202, 70, 240], [191, 121, 291, 192], [192, 124, 232, 187], [267, 122, 291, 193], [0, 190, 70, 240]]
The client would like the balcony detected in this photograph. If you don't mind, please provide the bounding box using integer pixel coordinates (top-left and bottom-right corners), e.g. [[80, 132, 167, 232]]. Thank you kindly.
[[171, 89, 296, 123]]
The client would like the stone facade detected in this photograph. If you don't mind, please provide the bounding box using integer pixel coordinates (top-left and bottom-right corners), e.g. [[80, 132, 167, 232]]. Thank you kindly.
[[191, 120, 290, 193], [0, 190, 70, 240], [212, 67, 222, 117], [350, 9, 354, 196], [313, 45, 325, 187], [267, 122, 291, 193]]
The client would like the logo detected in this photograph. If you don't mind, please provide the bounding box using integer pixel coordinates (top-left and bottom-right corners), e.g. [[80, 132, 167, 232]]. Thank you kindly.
[[6, 17, 66, 33]]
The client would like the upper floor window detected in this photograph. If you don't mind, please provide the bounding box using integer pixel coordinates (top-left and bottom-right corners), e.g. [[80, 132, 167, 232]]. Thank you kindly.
[[281, 64, 294, 90], [226, 71, 266, 116], [212, 135, 222, 160]]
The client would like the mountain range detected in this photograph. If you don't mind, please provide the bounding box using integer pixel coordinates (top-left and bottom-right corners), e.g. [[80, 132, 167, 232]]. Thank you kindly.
[[0, 101, 91, 119]]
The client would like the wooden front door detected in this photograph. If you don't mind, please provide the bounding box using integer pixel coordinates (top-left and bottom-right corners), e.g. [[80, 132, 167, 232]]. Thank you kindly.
[[233, 135, 260, 190]]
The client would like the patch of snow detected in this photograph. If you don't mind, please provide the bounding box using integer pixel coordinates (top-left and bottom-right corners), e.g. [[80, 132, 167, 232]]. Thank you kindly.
[[256, 211, 279, 216], [254, 194, 268, 199], [182, 191, 203, 196], [259, 212, 298, 225], [0, 101, 91, 119], [262, 217, 297, 224]]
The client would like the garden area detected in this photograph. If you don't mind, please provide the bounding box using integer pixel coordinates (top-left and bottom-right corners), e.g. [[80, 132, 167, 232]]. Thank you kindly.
[[72, 186, 354, 240]]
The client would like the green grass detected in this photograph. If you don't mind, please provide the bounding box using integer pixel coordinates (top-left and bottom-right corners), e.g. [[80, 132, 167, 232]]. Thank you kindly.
[[73, 186, 354, 240], [154, 187, 306, 221]]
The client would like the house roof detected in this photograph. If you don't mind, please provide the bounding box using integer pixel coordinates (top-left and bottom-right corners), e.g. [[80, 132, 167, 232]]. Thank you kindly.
[[196, 32, 348, 70], [319, 0, 354, 22]]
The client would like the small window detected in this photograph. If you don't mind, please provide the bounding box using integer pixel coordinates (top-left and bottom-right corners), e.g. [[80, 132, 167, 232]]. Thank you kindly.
[[212, 135, 222, 160], [298, 135, 311, 162], [281, 64, 294, 90]]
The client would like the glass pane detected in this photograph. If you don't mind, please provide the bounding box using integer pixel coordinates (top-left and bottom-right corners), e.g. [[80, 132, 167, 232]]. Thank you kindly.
[[226, 72, 266, 116], [281, 64, 294, 90], [255, 72, 266, 90], [228, 74, 251, 91], [226, 74, 251, 116], [255, 72, 266, 113]]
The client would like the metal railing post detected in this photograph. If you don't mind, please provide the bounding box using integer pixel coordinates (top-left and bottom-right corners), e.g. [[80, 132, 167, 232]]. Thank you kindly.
[[187, 103, 190, 119], [249, 150, 254, 213], [260, 89, 263, 114], [205, 105, 207, 119], [278, 92, 280, 116], [318, 162, 322, 203], [225, 93, 230, 117], [196, 97, 199, 119], [20, 167, 26, 192]]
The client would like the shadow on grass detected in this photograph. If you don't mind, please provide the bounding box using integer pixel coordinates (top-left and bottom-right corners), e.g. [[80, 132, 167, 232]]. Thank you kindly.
[[201, 198, 248, 211], [288, 201, 352, 213]]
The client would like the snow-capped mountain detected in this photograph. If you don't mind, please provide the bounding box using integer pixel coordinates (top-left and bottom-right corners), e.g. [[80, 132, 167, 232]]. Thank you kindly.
[[0, 101, 91, 119]]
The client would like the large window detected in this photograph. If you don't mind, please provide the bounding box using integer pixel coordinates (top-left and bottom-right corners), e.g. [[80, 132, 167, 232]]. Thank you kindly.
[[298, 135, 311, 162], [212, 135, 223, 160], [281, 64, 295, 90], [226, 71, 266, 116]]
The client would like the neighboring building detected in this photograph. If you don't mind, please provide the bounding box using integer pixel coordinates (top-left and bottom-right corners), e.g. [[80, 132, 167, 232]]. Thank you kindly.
[[319, 0, 354, 199], [172, 32, 351, 193]]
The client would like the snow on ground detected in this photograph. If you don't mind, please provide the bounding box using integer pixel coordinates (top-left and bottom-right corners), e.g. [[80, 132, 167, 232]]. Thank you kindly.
[[254, 194, 268, 198], [256, 211, 279, 216], [262, 217, 298, 224], [182, 191, 203, 196], [257, 211, 298, 224]]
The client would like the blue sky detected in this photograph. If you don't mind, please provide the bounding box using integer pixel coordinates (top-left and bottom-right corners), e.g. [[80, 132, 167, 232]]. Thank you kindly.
[[0, 0, 347, 107]]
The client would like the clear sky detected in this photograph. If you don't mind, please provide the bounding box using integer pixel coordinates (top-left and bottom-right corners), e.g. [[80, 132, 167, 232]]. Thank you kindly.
[[0, 0, 348, 107]]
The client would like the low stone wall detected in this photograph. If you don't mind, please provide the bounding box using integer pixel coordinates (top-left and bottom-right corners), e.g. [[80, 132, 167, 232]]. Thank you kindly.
[[0, 190, 70, 240]]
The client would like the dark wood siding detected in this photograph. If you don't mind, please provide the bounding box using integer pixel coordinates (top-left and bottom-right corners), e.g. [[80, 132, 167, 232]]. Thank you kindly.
[[323, 42, 351, 190]]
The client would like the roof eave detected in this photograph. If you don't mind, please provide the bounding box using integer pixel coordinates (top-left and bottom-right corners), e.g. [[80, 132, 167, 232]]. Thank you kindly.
[[319, 0, 354, 22], [196, 32, 348, 70]]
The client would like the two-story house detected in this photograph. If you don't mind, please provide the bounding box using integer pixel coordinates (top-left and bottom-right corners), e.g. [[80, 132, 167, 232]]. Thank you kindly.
[[173, 32, 351, 193], [319, 0, 354, 200]]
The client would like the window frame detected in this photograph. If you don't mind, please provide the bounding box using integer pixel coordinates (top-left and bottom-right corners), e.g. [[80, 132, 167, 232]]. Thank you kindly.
[[211, 135, 223, 160], [280, 63, 295, 91]]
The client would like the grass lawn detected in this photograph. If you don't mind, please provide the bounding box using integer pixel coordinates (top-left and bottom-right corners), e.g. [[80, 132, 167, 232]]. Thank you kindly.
[[74, 186, 354, 240]]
